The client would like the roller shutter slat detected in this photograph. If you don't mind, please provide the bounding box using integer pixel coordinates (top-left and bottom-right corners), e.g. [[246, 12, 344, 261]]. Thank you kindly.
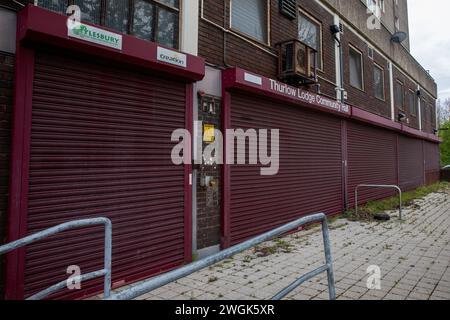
[[229, 94, 343, 245], [347, 122, 398, 206], [24, 49, 187, 299]]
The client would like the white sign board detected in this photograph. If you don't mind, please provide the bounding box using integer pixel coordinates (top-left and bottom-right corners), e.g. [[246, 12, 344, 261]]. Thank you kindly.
[[157, 47, 187, 68], [68, 23, 122, 50]]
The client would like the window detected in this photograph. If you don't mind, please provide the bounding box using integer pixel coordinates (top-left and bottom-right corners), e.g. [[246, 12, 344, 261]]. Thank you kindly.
[[36, 0, 67, 14], [349, 46, 364, 91], [429, 103, 434, 124], [373, 64, 384, 100], [105, 0, 130, 34], [395, 81, 404, 110], [74, 0, 101, 24], [298, 10, 322, 70], [37, 0, 180, 49], [408, 90, 416, 116], [421, 98, 426, 126], [231, 0, 268, 43], [133, 0, 180, 48]]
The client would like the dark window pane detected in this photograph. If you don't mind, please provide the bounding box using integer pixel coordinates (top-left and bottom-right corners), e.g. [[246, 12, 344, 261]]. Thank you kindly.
[[349, 47, 363, 90], [231, 0, 268, 43], [396, 82, 404, 110], [298, 12, 322, 69], [133, 0, 155, 41], [373, 65, 384, 100], [37, 0, 67, 14], [74, 0, 101, 24], [157, 8, 178, 48], [408, 91, 416, 115], [158, 0, 179, 9], [105, 0, 129, 33]]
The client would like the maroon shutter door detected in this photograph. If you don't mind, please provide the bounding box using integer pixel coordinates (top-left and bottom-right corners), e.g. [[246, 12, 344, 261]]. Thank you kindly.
[[424, 141, 440, 185], [228, 93, 343, 245], [347, 122, 398, 206], [25, 49, 187, 298], [399, 135, 424, 191]]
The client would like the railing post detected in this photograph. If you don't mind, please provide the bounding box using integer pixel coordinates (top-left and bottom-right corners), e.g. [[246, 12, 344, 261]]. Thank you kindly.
[[104, 219, 112, 299], [354, 185, 403, 220], [321, 219, 336, 300]]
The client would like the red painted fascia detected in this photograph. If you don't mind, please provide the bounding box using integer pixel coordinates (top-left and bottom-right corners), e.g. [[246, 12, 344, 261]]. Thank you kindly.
[[223, 67, 441, 144], [222, 68, 352, 119], [351, 107, 402, 133], [18, 5, 205, 82]]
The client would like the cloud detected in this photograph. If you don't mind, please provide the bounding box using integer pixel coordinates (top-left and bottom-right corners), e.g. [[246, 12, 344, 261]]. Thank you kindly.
[[409, 0, 450, 100]]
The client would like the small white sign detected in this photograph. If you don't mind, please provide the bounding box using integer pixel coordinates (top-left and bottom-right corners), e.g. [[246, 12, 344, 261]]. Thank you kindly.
[[244, 73, 263, 86], [157, 47, 187, 68], [68, 23, 122, 50]]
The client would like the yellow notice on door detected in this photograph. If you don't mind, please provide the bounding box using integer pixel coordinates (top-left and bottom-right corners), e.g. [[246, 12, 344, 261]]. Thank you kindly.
[[203, 124, 215, 143]]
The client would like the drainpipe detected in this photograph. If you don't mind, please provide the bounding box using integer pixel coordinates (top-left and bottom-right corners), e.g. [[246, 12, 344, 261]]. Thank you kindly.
[[332, 15, 344, 102], [389, 61, 395, 121], [223, 0, 230, 67], [417, 84, 422, 131]]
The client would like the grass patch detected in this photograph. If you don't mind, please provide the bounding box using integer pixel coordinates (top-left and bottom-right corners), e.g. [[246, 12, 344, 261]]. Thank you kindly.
[[344, 182, 450, 221], [253, 238, 294, 257]]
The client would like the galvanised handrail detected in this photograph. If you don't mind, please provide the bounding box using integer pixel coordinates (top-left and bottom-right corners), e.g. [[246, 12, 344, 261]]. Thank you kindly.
[[355, 184, 403, 220], [0, 217, 112, 300], [107, 213, 335, 301]]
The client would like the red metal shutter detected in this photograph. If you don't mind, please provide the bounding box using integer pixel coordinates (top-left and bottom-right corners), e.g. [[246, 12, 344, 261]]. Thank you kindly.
[[347, 122, 398, 206], [24, 49, 187, 298], [229, 93, 343, 245], [424, 141, 440, 185], [399, 135, 424, 191]]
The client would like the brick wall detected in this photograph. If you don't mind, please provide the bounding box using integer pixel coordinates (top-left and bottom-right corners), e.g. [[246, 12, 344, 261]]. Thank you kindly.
[[199, 0, 337, 98], [196, 95, 222, 250], [341, 25, 391, 119], [420, 90, 437, 134], [0, 51, 14, 299], [393, 66, 420, 130]]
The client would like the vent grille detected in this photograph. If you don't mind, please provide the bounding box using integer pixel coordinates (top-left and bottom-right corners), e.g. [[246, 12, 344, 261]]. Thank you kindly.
[[280, 0, 297, 20]]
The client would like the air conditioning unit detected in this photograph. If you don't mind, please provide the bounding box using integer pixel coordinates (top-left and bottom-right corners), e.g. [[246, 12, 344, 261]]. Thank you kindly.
[[278, 39, 318, 86]]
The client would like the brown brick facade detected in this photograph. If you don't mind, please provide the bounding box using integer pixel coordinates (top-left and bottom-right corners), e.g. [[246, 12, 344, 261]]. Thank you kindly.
[[198, 0, 436, 128], [0, 51, 14, 299], [341, 26, 391, 119], [199, 0, 337, 98]]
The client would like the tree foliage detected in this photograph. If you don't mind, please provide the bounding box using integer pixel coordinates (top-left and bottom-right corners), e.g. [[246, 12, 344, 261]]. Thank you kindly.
[[440, 119, 450, 166], [439, 99, 450, 166]]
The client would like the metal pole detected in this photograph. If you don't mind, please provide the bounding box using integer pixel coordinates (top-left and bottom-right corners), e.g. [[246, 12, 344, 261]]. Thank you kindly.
[[104, 219, 112, 299], [322, 219, 336, 300], [108, 213, 335, 301], [0, 217, 112, 300], [354, 185, 403, 220]]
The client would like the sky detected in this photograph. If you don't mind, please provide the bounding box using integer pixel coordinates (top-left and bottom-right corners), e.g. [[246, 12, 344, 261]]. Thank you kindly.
[[408, 0, 450, 101]]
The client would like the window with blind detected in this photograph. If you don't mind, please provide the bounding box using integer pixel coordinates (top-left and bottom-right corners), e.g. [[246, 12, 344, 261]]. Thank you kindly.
[[231, 0, 268, 43], [37, 0, 180, 49], [298, 10, 322, 70], [373, 64, 385, 100], [349, 46, 364, 91], [396, 81, 405, 110], [408, 90, 416, 115]]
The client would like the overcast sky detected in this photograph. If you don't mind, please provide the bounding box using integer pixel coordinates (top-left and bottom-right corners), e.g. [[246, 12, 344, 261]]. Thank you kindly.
[[408, 0, 450, 101]]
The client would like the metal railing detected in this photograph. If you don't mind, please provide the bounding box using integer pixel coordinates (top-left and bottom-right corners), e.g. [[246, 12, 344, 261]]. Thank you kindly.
[[107, 213, 335, 301], [355, 184, 403, 220], [0, 217, 112, 300]]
